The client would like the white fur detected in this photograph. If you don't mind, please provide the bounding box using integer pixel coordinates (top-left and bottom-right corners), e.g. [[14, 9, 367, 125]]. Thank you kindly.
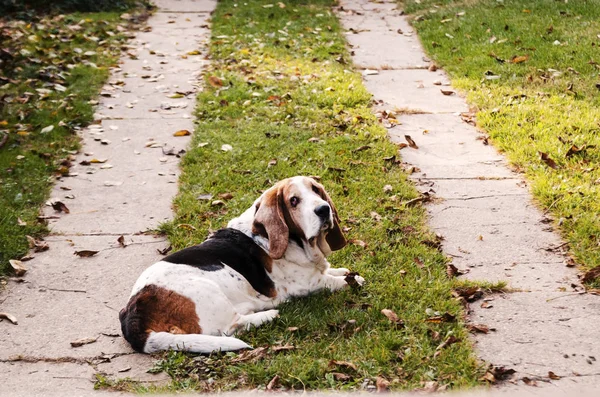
[[130, 176, 362, 354]]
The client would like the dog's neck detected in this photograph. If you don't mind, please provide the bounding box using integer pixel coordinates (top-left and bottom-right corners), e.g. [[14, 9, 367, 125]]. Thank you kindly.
[[227, 206, 328, 271]]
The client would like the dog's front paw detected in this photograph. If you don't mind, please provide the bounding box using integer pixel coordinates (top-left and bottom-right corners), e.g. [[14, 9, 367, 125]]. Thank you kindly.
[[344, 272, 365, 288]]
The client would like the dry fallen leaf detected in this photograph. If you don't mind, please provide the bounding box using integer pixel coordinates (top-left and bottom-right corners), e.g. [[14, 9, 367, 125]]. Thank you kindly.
[[328, 360, 358, 371], [349, 239, 367, 248], [331, 372, 352, 381], [434, 335, 460, 357], [548, 371, 561, 380], [52, 201, 70, 214], [9, 260, 27, 276], [70, 336, 98, 347], [440, 89, 455, 96], [446, 264, 466, 278], [74, 250, 99, 258], [582, 265, 600, 283], [376, 376, 390, 393], [539, 151, 558, 169], [27, 236, 49, 252], [117, 235, 126, 248], [208, 75, 223, 88], [467, 323, 491, 334], [271, 344, 295, 352], [157, 246, 172, 255], [511, 55, 529, 64], [381, 309, 405, 328], [286, 326, 299, 332], [426, 312, 456, 323], [404, 135, 418, 149], [266, 375, 280, 391], [231, 346, 268, 363], [0, 312, 18, 325], [566, 144, 594, 158], [173, 129, 191, 137]]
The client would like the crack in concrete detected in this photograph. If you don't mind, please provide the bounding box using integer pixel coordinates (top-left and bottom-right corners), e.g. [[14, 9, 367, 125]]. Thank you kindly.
[[1, 352, 135, 366], [443, 194, 529, 201]]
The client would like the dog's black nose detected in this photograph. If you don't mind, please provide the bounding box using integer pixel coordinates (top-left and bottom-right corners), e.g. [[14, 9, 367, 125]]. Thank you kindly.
[[314, 205, 331, 220]]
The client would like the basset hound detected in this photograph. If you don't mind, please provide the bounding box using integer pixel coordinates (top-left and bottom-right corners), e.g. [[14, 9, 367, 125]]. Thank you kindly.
[[119, 176, 365, 353]]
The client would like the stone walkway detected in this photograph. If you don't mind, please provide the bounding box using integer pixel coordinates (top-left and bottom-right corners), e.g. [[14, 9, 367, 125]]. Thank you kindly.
[[0, 0, 215, 395], [337, 0, 600, 393]]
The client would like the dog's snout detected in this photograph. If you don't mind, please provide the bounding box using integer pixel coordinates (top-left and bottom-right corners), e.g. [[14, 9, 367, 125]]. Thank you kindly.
[[314, 204, 331, 220]]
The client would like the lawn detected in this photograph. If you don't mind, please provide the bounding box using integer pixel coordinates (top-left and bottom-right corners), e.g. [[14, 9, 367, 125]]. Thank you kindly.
[[0, 8, 145, 275], [131, 0, 488, 392], [401, 0, 600, 286]]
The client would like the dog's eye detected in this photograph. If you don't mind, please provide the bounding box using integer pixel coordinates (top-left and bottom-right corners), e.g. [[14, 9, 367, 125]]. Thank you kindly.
[[290, 197, 299, 207], [311, 185, 320, 195]]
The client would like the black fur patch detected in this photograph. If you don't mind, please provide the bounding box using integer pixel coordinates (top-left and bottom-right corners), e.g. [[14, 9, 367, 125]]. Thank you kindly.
[[162, 228, 276, 297]]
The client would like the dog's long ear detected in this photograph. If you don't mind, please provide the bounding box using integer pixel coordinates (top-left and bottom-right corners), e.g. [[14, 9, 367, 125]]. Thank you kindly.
[[313, 180, 347, 251], [252, 185, 289, 259]]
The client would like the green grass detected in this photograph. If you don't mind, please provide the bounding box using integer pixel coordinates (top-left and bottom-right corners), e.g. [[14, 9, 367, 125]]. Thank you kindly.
[[122, 0, 485, 392], [0, 12, 140, 274], [401, 0, 600, 286]]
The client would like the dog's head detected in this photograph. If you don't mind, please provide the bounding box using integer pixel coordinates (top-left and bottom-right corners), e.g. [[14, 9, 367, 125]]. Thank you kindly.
[[251, 176, 346, 259]]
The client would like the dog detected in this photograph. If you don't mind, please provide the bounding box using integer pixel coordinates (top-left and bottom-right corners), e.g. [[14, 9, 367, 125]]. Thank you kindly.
[[119, 176, 365, 354]]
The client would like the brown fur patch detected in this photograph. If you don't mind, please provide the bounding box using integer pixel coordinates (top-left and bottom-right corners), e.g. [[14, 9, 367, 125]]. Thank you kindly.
[[119, 285, 201, 352]]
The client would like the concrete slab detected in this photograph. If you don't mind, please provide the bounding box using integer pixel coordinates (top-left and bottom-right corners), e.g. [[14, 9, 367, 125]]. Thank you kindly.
[[470, 292, 600, 379], [0, 0, 217, 393], [365, 70, 469, 113], [345, 32, 429, 69], [153, 0, 215, 13], [338, 0, 600, 392], [388, 113, 514, 178], [0, 235, 168, 358], [43, 118, 191, 235]]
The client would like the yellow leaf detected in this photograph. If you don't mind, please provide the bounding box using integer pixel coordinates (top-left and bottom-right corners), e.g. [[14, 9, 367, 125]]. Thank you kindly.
[[17, 131, 29, 136], [173, 129, 191, 137], [0, 120, 8, 126], [187, 50, 200, 56]]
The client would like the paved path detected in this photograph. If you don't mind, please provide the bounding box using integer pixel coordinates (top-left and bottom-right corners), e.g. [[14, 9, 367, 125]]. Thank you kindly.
[[0, 0, 215, 395], [337, 0, 600, 393]]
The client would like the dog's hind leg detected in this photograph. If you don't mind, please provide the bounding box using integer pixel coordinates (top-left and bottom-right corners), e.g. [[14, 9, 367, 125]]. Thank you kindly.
[[229, 309, 279, 332]]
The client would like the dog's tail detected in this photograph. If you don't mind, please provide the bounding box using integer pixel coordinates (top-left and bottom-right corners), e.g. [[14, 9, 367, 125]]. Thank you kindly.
[[143, 332, 251, 354]]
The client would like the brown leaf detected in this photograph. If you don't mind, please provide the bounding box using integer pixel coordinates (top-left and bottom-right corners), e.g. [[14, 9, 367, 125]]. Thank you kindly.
[[70, 336, 98, 347], [522, 377, 537, 386], [404, 135, 418, 149], [426, 312, 456, 323], [440, 89, 455, 96], [231, 346, 268, 363], [328, 360, 358, 371], [218, 192, 234, 200], [271, 344, 295, 352], [349, 239, 367, 248], [331, 372, 352, 381], [74, 250, 99, 258], [266, 374, 280, 391], [566, 144, 594, 158], [9, 260, 27, 276], [376, 376, 390, 393], [381, 309, 405, 328], [0, 312, 18, 325], [173, 129, 191, 137], [157, 245, 172, 255], [467, 323, 490, 334], [397, 142, 408, 150], [52, 201, 70, 214], [548, 371, 561, 380], [434, 335, 460, 357], [446, 264, 466, 278], [511, 55, 529, 64], [582, 265, 600, 283], [26, 236, 49, 252], [117, 235, 126, 247], [353, 145, 371, 152], [208, 76, 223, 88], [539, 152, 558, 169], [404, 195, 431, 207], [452, 286, 483, 302], [480, 301, 493, 309]]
